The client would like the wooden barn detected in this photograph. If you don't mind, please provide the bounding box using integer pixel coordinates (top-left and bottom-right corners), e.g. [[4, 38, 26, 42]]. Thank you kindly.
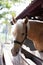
[[16, 0, 43, 64], [1, 0, 43, 65], [16, 0, 43, 21]]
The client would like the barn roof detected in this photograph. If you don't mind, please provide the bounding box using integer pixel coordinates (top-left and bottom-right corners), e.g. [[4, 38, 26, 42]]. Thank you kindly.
[[16, 0, 43, 21]]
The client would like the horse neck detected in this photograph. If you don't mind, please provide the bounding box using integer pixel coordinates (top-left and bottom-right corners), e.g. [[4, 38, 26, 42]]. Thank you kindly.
[[27, 22, 43, 42]]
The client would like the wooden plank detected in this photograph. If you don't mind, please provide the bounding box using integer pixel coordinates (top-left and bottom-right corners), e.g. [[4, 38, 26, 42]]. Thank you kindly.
[[0, 55, 3, 65], [0, 43, 3, 65], [21, 45, 43, 65], [19, 52, 36, 65], [3, 48, 13, 65], [29, 19, 43, 23]]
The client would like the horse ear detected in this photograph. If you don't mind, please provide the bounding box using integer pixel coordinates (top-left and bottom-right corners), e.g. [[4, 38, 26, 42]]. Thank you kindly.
[[24, 16, 28, 25], [10, 17, 16, 25]]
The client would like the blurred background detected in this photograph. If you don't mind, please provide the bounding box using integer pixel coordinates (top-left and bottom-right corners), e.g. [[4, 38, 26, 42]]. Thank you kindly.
[[0, 0, 32, 44]]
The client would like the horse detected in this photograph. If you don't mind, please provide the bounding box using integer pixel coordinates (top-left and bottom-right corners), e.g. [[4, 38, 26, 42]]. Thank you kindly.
[[11, 17, 43, 56]]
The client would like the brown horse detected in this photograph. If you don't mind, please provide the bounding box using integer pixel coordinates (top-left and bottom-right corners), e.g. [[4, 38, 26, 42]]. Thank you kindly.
[[11, 17, 43, 56]]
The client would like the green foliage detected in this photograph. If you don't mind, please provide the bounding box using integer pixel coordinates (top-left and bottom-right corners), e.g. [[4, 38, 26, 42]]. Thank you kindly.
[[0, 0, 22, 19], [0, 12, 9, 18], [10, 11, 16, 17], [3, 1, 11, 9], [0, 1, 11, 9], [0, 0, 22, 43], [11, 0, 21, 3], [2, 20, 9, 24]]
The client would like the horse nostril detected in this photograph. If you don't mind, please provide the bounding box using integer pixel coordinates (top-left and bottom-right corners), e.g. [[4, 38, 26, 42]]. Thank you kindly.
[[11, 48, 19, 56], [10, 21, 14, 25], [16, 51, 18, 54], [16, 49, 19, 55]]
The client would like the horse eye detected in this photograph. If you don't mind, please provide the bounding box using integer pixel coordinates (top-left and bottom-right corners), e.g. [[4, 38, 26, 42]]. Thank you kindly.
[[22, 33, 25, 35]]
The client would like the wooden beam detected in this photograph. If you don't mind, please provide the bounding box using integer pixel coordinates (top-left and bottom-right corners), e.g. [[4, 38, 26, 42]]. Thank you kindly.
[[21, 47, 43, 65], [16, 0, 41, 20], [3, 48, 13, 65], [19, 52, 36, 65], [28, 19, 43, 23]]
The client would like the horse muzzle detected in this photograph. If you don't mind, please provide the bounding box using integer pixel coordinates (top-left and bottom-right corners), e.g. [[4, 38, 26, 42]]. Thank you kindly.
[[11, 47, 19, 56]]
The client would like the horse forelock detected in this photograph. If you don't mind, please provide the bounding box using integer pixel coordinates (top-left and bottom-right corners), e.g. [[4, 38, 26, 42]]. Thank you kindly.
[[11, 20, 23, 37], [11, 19, 30, 36]]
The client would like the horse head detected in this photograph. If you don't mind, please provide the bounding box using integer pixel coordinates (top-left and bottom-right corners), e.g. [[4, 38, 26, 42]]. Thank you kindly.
[[11, 17, 30, 56]]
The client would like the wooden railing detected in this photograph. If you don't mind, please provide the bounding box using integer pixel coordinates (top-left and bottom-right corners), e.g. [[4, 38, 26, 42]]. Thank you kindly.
[[21, 47, 43, 65], [3, 44, 43, 65]]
